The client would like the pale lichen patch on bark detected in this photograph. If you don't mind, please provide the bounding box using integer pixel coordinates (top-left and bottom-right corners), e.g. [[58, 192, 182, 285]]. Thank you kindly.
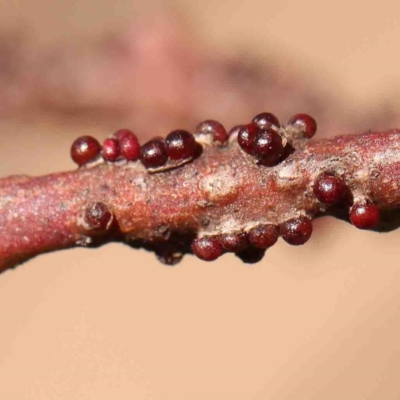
[[276, 161, 302, 183], [199, 166, 238, 204], [194, 133, 214, 147]]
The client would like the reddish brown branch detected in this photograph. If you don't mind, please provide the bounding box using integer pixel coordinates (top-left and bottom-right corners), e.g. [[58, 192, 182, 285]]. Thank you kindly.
[[1, 129, 400, 272]]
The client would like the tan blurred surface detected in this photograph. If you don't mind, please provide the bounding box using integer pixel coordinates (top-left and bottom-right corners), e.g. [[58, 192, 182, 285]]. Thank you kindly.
[[1, 1, 400, 399]]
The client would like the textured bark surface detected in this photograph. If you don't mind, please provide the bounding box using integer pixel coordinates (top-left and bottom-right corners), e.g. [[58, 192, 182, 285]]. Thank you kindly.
[[1, 129, 400, 272]]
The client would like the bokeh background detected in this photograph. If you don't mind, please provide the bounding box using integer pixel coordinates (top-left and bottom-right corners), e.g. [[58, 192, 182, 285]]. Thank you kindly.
[[1, 0, 400, 399]]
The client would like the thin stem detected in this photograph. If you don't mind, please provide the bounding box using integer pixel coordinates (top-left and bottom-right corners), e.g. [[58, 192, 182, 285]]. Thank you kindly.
[[1, 129, 400, 272]]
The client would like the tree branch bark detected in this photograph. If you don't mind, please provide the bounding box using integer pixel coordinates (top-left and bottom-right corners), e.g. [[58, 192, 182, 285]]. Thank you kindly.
[[2, 129, 400, 272]]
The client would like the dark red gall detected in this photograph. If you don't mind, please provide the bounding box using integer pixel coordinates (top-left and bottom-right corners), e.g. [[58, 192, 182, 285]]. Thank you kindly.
[[70, 136, 101, 166], [140, 139, 168, 169], [113, 128, 134, 141], [288, 113, 317, 138], [220, 232, 249, 252], [165, 130, 196, 160], [237, 123, 258, 154], [252, 112, 280, 129], [253, 128, 284, 166], [155, 244, 184, 266], [196, 120, 228, 143], [102, 138, 120, 162], [349, 203, 380, 230], [192, 237, 223, 261], [236, 247, 266, 264], [113, 129, 140, 161], [280, 216, 313, 245], [249, 224, 279, 249], [84, 202, 113, 232], [313, 173, 346, 205]]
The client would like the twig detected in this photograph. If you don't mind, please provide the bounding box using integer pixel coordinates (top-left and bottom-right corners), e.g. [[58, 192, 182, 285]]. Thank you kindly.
[[1, 122, 400, 272]]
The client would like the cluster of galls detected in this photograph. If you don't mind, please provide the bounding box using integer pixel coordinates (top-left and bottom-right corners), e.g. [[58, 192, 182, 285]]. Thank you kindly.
[[72, 112, 381, 265], [70, 120, 230, 170], [70, 113, 315, 171], [71, 130, 140, 166], [191, 171, 381, 263], [313, 173, 381, 230], [237, 112, 317, 166], [191, 217, 313, 263]]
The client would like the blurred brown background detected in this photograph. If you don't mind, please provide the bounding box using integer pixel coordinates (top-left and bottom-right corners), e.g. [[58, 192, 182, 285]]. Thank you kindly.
[[1, 0, 400, 399]]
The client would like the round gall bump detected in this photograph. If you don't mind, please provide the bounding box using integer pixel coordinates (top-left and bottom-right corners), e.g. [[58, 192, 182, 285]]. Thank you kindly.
[[237, 123, 258, 154], [249, 224, 279, 249], [155, 245, 184, 266], [252, 112, 280, 130], [287, 113, 317, 138], [71, 136, 101, 166], [220, 232, 249, 252], [140, 139, 168, 169], [280, 216, 313, 245], [253, 129, 284, 166], [313, 173, 346, 205], [236, 247, 266, 264], [196, 120, 228, 143], [166, 130, 196, 160], [349, 203, 380, 230], [113, 129, 141, 161], [113, 128, 134, 141], [192, 237, 223, 261], [102, 138, 120, 162], [84, 202, 113, 232]]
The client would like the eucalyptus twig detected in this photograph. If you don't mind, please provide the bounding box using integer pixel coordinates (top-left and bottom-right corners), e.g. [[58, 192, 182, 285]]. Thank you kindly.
[[1, 112, 400, 273]]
